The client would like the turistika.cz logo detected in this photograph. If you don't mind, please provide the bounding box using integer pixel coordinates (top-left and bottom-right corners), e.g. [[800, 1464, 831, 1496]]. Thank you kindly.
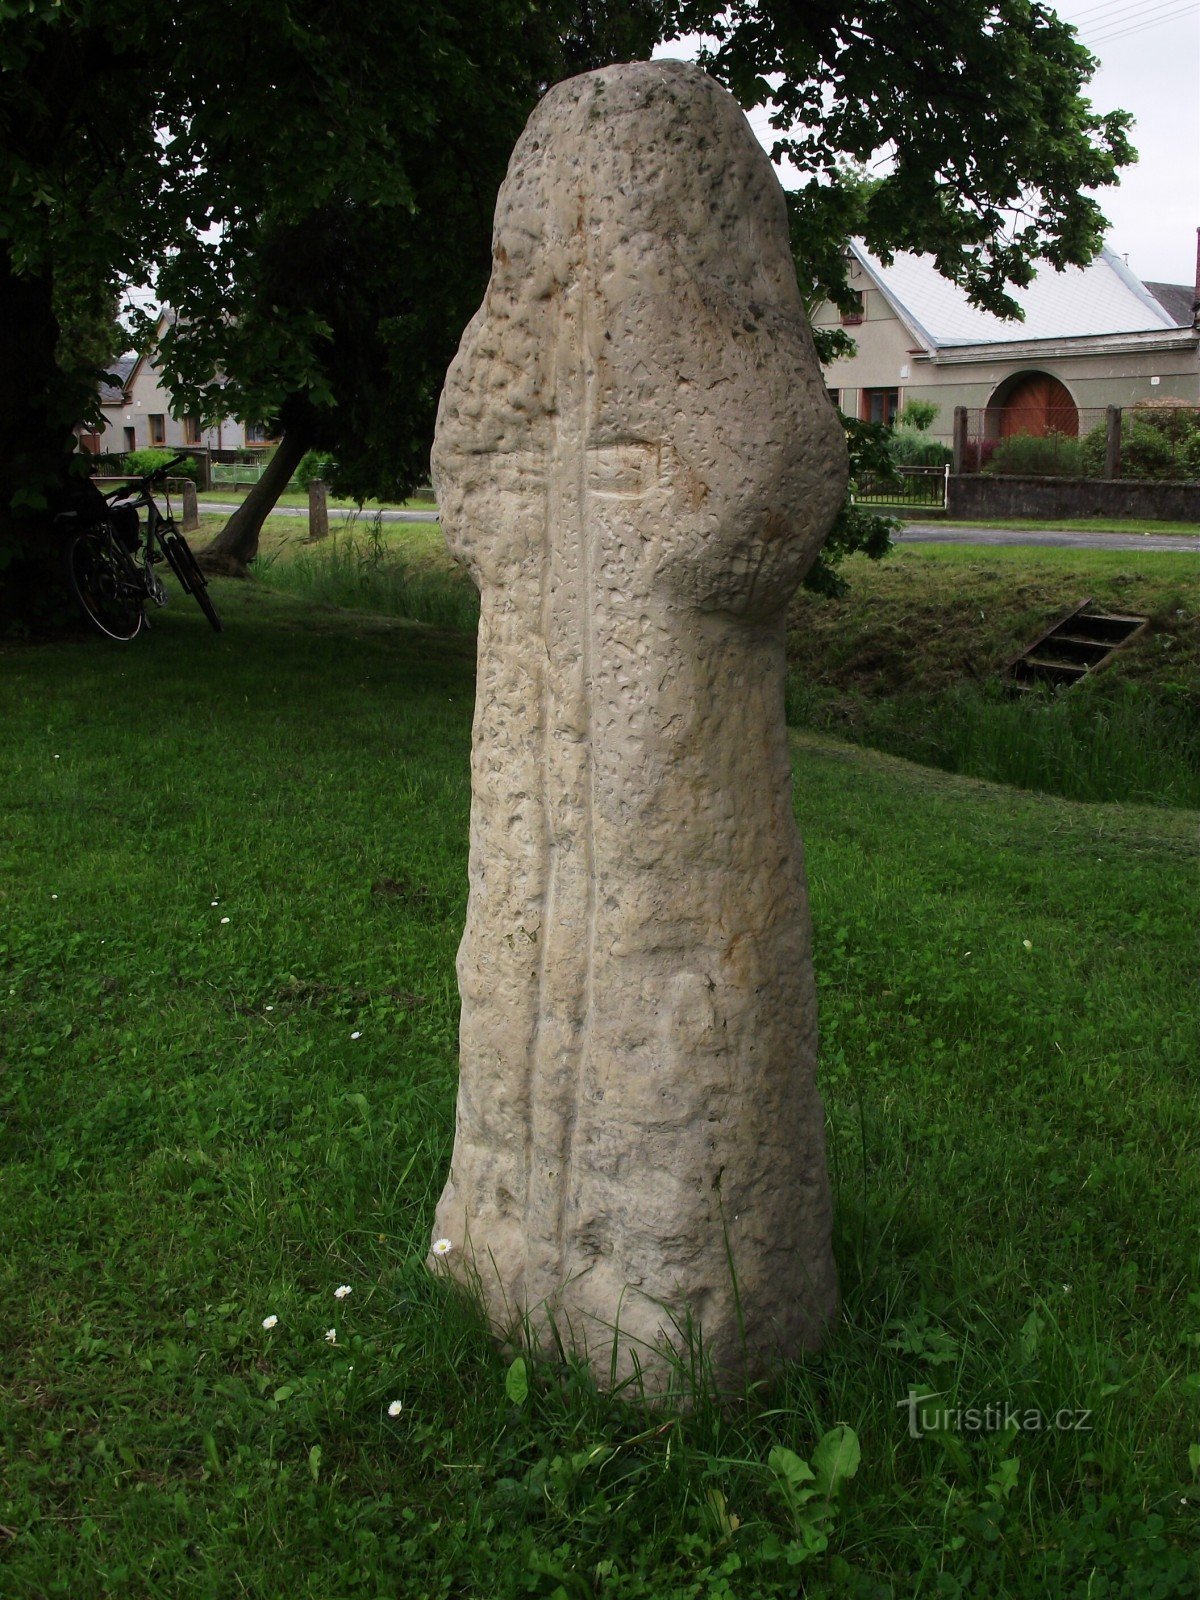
[[898, 1390, 1094, 1439]]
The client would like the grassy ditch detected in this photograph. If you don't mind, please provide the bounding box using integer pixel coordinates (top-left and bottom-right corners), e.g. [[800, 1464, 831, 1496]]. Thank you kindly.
[[2, 583, 1197, 1597], [786, 543, 1200, 805]]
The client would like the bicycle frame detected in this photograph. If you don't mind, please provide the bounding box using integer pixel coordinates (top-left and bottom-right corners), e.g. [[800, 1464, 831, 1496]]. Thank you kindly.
[[64, 451, 223, 638]]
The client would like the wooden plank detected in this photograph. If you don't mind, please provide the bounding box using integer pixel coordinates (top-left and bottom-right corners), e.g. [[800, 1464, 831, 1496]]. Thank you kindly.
[[1002, 597, 1093, 676]]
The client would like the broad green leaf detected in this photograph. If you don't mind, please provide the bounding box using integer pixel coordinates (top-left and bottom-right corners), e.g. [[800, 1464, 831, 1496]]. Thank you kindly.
[[768, 1445, 816, 1491], [1019, 1310, 1044, 1362], [811, 1425, 861, 1497], [504, 1355, 528, 1405]]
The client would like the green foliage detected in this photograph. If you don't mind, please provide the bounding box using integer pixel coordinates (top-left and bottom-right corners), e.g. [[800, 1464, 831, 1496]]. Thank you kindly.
[[682, 0, 1134, 319], [897, 399, 939, 433], [0, 0, 664, 550], [295, 450, 338, 492], [889, 428, 953, 468], [763, 1426, 861, 1564], [1082, 403, 1200, 482], [150, 4, 663, 506], [121, 448, 199, 484], [983, 432, 1085, 478], [806, 415, 897, 597]]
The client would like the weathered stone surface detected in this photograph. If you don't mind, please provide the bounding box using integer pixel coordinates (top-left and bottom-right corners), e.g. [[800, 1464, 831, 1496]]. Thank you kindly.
[[180, 479, 199, 533], [429, 59, 848, 1393], [308, 478, 330, 542]]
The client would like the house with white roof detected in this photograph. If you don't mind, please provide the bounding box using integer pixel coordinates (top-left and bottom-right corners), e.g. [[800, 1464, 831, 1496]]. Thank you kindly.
[[813, 240, 1199, 445]]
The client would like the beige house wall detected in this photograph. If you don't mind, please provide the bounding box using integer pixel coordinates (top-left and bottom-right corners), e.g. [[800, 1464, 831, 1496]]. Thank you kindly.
[[812, 269, 930, 433], [814, 267, 1199, 446], [96, 352, 250, 454]]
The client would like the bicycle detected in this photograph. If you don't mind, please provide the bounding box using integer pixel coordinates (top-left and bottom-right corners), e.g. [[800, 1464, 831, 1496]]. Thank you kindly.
[[59, 452, 223, 641]]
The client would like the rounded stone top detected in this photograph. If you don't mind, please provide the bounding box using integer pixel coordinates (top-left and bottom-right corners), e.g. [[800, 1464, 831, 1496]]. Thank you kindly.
[[492, 59, 802, 316], [432, 58, 848, 610]]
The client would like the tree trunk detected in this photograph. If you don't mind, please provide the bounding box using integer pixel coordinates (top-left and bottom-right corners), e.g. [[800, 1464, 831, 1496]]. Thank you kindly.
[[0, 250, 94, 632], [197, 428, 310, 576]]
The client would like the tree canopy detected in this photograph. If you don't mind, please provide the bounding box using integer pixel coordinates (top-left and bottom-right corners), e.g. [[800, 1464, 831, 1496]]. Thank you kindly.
[[673, 0, 1133, 319], [1, 0, 1132, 602]]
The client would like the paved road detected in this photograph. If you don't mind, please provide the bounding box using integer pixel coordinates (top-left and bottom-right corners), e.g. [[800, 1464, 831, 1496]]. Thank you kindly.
[[201, 503, 1197, 553], [202, 502, 441, 524], [899, 522, 1198, 553]]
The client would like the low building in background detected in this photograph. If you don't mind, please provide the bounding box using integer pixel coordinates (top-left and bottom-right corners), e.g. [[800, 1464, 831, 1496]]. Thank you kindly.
[[76, 312, 277, 459], [815, 237, 1199, 444]]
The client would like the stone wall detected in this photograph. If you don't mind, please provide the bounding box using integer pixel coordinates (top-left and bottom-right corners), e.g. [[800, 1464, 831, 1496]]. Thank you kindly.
[[948, 474, 1200, 523]]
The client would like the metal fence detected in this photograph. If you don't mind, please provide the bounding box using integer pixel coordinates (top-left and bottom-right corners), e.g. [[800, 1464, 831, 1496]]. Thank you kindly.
[[84, 449, 282, 492], [211, 460, 271, 486], [853, 465, 948, 508], [955, 403, 1200, 480]]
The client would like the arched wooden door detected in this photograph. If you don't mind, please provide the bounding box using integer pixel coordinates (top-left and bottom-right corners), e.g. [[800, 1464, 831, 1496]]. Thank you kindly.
[[998, 373, 1078, 437]]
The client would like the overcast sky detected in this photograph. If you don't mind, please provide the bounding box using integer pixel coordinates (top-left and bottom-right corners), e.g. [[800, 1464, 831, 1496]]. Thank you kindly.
[[655, 1, 1199, 288]]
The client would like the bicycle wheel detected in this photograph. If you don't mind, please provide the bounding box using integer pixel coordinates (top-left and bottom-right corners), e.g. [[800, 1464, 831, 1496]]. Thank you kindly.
[[65, 524, 144, 641], [161, 530, 223, 633]]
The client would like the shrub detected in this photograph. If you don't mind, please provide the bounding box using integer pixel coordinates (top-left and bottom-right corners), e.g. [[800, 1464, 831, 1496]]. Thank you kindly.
[[1080, 424, 1108, 478], [296, 450, 337, 491], [961, 437, 1000, 472], [890, 428, 953, 468], [122, 448, 200, 484], [1121, 403, 1200, 481], [982, 431, 1083, 477], [1081, 403, 1200, 482], [896, 398, 939, 432]]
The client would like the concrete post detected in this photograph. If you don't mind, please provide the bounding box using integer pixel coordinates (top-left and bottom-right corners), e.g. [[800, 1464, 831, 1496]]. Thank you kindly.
[[181, 480, 199, 532], [308, 479, 330, 541], [952, 406, 969, 475], [1105, 406, 1122, 480]]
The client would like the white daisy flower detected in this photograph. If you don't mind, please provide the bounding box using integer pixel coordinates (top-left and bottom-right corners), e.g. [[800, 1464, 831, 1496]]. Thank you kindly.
[[220, 916, 230, 925], [387, 1400, 403, 1417], [325, 1328, 337, 1344], [262, 1314, 278, 1330], [334, 1284, 352, 1300], [432, 1238, 453, 1257], [350, 1031, 362, 1040]]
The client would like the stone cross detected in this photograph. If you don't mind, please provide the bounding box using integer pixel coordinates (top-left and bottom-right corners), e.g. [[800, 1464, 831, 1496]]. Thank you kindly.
[[429, 60, 848, 1394]]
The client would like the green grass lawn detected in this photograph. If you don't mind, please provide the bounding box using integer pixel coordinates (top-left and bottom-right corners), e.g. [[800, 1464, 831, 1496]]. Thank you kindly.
[[2, 582, 1198, 1597], [786, 543, 1200, 805]]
